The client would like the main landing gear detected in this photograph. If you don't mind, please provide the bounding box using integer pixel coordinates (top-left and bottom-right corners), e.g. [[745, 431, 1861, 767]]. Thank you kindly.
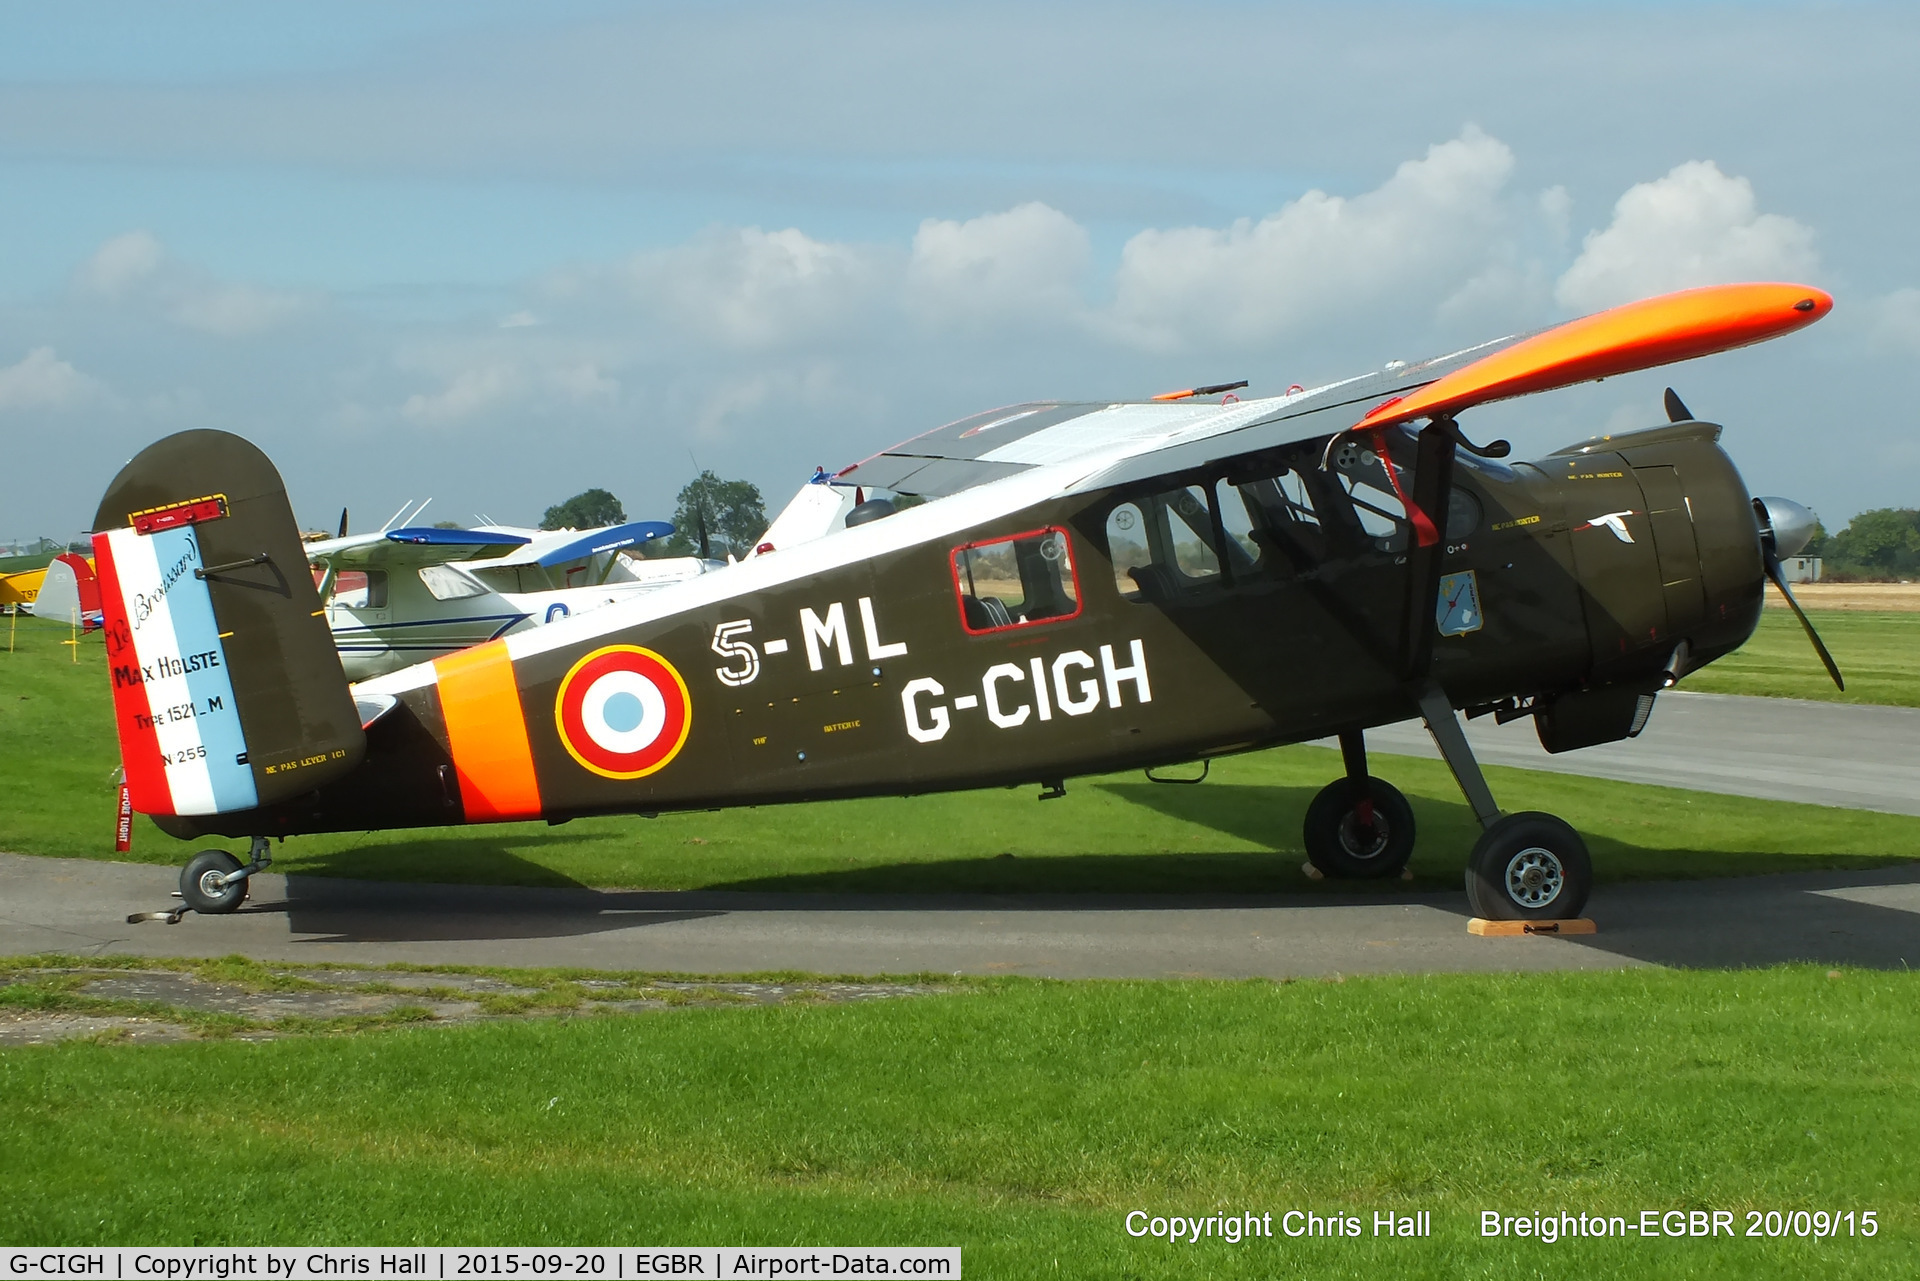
[[178, 835, 273, 915], [1312, 685, 1593, 921], [1302, 731, 1416, 879]]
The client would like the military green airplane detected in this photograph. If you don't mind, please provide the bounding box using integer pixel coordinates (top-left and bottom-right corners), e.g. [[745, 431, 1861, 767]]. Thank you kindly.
[[92, 282, 1840, 925]]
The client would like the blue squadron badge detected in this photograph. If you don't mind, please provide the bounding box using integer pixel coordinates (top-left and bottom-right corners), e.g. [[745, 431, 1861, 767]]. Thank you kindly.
[[1436, 570, 1484, 636]]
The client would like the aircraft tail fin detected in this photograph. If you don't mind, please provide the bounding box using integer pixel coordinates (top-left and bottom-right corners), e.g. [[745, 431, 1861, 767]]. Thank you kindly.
[[29, 553, 102, 628], [91, 430, 364, 818]]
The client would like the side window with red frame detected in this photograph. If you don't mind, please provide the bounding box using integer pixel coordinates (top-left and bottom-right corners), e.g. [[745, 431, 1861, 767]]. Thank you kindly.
[[952, 527, 1080, 633]]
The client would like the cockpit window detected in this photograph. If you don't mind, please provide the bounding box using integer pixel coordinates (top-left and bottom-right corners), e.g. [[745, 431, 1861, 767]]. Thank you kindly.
[[952, 527, 1081, 633]]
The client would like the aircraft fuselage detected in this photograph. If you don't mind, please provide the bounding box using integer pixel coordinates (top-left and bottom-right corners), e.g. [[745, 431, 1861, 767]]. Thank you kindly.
[[160, 416, 1764, 840]]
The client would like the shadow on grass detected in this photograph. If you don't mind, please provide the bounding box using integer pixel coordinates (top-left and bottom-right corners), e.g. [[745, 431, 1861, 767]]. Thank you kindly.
[[1105, 781, 1920, 885]]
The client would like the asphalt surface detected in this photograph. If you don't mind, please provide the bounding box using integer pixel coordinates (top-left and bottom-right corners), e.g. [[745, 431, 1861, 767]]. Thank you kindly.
[[1323, 690, 1920, 817], [4, 853, 1916, 978], [3, 692, 1915, 979]]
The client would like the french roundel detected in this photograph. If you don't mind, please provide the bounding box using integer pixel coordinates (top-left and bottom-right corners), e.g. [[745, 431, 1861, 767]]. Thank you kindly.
[[554, 646, 692, 780]]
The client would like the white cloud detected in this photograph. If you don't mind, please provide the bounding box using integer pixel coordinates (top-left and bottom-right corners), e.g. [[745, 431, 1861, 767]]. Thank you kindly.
[[75, 230, 309, 335], [628, 226, 884, 348], [0, 347, 109, 412], [1864, 287, 1920, 353], [397, 349, 619, 426], [79, 231, 163, 295], [907, 202, 1090, 327], [1105, 128, 1520, 350], [401, 363, 518, 424], [546, 361, 619, 403], [170, 283, 308, 336], [1555, 161, 1818, 312]]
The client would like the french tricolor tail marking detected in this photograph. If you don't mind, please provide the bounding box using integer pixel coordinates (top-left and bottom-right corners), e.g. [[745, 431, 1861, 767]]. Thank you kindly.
[[93, 525, 257, 817]]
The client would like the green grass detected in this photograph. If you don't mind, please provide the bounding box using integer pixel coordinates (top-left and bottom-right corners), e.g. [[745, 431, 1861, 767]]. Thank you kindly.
[[1, 552, 58, 575], [1678, 609, 1920, 706], [4, 614, 1917, 892], [2, 968, 1915, 1276]]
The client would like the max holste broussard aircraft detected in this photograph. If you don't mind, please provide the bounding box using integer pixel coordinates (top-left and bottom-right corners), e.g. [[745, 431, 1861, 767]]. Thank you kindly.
[[93, 282, 1841, 925], [303, 511, 709, 680]]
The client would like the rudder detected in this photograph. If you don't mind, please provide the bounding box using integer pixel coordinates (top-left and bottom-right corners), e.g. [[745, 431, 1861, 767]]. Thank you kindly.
[[92, 430, 364, 817]]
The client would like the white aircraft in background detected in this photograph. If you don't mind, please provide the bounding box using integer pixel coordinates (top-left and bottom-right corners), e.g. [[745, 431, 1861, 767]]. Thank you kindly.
[[308, 472, 873, 681], [307, 506, 719, 680]]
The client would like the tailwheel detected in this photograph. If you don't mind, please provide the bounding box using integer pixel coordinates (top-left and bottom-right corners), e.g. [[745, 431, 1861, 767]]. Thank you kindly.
[[1464, 812, 1592, 921], [1302, 776, 1416, 879], [179, 849, 247, 914]]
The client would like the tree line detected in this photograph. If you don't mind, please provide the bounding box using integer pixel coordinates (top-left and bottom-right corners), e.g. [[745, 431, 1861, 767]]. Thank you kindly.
[[1804, 509, 1920, 581], [541, 472, 769, 560]]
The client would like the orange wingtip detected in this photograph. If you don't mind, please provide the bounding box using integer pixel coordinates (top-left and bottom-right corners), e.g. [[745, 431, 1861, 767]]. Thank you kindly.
[[1352, 283, 1832, 431]]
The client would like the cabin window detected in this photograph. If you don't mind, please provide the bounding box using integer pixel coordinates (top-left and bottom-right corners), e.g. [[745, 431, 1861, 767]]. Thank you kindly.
[[1222, 468, 1327, 571], [1105, 502, 1152, 599], [1214, 478, 1263, 567], [1223, 441, 1413, 562], [1105, 487, 1230, 602], [1165, 486, 1221, 580], [952, 527, 1081, 633], [417, 564, 490, 601], [328, 569, 387, 609]]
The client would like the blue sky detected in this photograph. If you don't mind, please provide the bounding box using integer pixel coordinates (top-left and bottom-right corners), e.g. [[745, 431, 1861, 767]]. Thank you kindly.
[[1, 2, 1916, 541]]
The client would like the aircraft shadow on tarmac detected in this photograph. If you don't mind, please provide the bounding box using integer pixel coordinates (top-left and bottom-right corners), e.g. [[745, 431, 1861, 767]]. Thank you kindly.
[[242, 786, 1919, 969], [248, 841, 724, 944]]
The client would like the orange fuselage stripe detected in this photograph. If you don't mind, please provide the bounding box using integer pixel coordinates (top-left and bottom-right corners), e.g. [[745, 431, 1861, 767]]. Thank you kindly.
[[435, 641, 542, 821], [1355, 282, 1833, 430]]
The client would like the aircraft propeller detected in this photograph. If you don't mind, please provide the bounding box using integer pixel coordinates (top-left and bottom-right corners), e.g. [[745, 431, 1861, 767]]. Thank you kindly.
[[1753, 493, 1844, 691], [337, 507, 349, 538], [1664, 387, 1839, 689]]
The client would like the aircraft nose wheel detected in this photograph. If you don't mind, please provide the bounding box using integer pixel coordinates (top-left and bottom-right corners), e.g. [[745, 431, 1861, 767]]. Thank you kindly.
[[1465, 812, 1592, 920], [1302, 776, 1416, 879], [179, 850, 248, 914]]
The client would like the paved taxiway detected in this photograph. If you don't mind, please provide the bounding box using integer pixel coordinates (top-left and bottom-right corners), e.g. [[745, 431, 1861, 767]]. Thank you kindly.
[[4, 854, 1915, 978], [1327, 690, 1920, 817], [3, 692, 1915, 978]]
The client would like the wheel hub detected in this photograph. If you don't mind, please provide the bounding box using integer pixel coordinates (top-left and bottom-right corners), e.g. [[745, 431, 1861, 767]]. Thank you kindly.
[[1337, 809, 1390, 859], [1504, 847, 1564, 908], [198, 869, 231, 898]]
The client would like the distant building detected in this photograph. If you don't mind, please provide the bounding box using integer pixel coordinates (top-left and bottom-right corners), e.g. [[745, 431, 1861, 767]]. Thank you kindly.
[[1780, 556, 1822, 583]]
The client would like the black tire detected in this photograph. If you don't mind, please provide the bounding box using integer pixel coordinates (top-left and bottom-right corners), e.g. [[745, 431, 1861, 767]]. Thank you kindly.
[[180, 849, 246, 914], [1302, 776, 1416, 879], [1464, 812, 1592, 920]]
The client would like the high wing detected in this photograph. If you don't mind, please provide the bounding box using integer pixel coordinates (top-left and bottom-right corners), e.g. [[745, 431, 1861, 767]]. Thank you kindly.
[[837, 330, 1527, 500], [839, 282, 1834, 504], [484, 521, 675, 570], [305, 526, 531, 572]]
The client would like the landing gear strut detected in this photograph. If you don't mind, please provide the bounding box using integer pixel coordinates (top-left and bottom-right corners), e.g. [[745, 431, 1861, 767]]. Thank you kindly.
[[1413, 683, 1592, 920], [1302, 730, 1416, 879], [178, 835, 271, 915]]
